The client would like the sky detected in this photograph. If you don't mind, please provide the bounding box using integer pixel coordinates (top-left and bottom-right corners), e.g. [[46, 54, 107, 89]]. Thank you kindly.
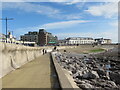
[[1, 1, 118, 43]]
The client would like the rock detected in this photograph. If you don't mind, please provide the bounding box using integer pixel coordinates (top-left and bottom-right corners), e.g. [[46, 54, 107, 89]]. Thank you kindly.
[[73, 72, 79, 79], [97, 69, 106, 76], [75, 79, 85, 84], [101, 76, 109, 80], [110, 62, 116, 67], [83, 71, 99, 79], [107, 81, 117, 88], [69, 64, 76, 71], [97, 81, 118, 89], [84, 80, 92, 84], [109, 72, 120, 84], [55, 50, 120, 89], [78, 71, 84, 77], [68, 71, 72, 75], [71, 69, 77, 74], [78, 83, 94, 89]]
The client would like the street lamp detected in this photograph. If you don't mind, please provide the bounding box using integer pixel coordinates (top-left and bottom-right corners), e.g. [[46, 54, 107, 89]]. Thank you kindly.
[[0, 17, 14, 43]]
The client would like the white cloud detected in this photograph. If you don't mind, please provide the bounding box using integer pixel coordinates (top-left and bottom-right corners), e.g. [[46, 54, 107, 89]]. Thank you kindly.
[[13, 20, 91, 36], [2, 2, 83, 20], [2, 0, 25, 2], [55, 13, 82, 20], [49, 0, 69, 2], [2, 2, 60, 16], [65, 0, 86, 5], [109, 21, 118, 27], [48, 0, 119, 3], [65, 14, 82, 19], [1, 0, 119, 2], [55, 29, 118, 43], [86, 2, 118, 18], [40, 20, 91, 29]]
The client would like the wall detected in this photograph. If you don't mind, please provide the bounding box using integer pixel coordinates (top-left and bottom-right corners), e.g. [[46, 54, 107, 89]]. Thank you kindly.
[[51, 52, 80, 89], [0, 42, 76, 78]]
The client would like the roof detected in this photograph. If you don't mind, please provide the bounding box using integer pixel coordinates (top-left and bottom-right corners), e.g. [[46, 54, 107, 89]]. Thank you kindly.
[[0, 33, 6, 38], [95, 38, 111, 40], [66, 37, 93, 40]]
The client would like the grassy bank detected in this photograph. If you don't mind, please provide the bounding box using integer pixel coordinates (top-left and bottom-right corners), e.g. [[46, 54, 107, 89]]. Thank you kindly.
[[59, 46, 105, 54], [89, 48, 105, 53]]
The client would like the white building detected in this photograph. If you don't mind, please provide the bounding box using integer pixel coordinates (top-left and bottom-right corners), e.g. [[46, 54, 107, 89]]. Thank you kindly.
[[0, 32, 17, 43], [0, 33, 6, 42], [95, 38, 112, 44], [66, 37, 94, 45], [0, 32, 36, 46]]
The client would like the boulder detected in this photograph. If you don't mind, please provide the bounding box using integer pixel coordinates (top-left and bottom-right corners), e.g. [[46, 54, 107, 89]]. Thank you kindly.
[[75, 79, 85, 84], [83, 71, 99, 79], [97, 69, 106, 76], [73, 72, 79, 79], [107, 81, 117, 88], [109, 72, 120, 84], [78, 83, 94, 89]]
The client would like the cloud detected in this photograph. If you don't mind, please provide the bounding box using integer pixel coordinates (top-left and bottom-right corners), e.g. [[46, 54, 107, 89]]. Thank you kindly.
[[55, 29, 118, 43], [85, 2, 118, 18], [2, 0, 25, 2], [13, 20, 91, 36], [48, 0, 119, 3], [109, 21, 118, 27], [64, 0, 86, 5], [1, 0, 119, 2], [40, 20, 91, 29], [2, 2, 60, 17], [65, 14, 82, 20], [2, 2, 83, 20], [53, 13, 82, 20]]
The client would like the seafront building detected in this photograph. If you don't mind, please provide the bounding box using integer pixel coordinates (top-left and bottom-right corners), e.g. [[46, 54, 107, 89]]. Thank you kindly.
[[20, 31, 38, 43], [0, 32, 36, 46], [20, 29, 58, 46], [0, 33, 6, 42], [58, 40, 68, 46], [64, 37, 94, 45], [1, 31, 112, 46], [58, 37, 112, 45], [94, 38, 112, 44], [38, 29, 58, 46], [0, 32, 17, 43]]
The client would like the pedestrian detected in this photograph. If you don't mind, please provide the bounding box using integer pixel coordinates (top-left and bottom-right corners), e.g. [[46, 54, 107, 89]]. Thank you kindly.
[[54, 46, 57, 50], [64, 50, 66, 52], [45, 49, 47, 54], [42, 49, 45, 55]]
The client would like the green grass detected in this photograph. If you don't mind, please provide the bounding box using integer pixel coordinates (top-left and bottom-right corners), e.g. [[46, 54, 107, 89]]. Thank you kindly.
[[90, 48, 105, 53]]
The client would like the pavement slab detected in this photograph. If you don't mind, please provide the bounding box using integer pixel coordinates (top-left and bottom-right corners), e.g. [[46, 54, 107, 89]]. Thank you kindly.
[[2, 54, 52, 88]]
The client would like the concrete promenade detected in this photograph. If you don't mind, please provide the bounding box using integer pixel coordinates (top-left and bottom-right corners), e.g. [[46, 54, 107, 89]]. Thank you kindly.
[[2, 54, 52, 88]]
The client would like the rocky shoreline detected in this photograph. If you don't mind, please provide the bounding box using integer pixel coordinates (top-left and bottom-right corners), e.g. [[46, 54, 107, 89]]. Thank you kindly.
[[54, 47, 120, 89]]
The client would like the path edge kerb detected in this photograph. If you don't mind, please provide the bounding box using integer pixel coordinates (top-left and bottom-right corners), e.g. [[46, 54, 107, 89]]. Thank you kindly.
[[50, 52, 81, 90], [50, 52, 73, 88]]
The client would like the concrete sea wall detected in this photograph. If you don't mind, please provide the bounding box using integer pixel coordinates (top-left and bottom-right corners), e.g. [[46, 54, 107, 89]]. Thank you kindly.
[[1, 43, 41, 78], [0, 42, 76, 78], [51, 52, 80, 89]]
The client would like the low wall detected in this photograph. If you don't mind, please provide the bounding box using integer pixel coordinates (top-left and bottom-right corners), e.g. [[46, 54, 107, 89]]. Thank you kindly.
[[51, 52, 80, 89], [0, 42, 76, 78], [0, 43, 41, 78]]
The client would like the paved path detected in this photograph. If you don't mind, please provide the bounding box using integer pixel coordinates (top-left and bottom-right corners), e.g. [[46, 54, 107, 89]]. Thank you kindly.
[[2, 54, 53, 88]]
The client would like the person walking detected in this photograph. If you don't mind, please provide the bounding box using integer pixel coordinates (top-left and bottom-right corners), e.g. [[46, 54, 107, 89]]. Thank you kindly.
[[45, 49, 47, 54], [42, 49, 45, 55]]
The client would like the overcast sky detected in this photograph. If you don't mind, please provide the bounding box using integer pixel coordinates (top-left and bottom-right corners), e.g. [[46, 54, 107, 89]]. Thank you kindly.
[[1, 0, 118, 42]]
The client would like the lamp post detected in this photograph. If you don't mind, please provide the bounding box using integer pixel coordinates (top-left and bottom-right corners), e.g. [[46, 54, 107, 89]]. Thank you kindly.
[[0, 17, 14, 43]]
